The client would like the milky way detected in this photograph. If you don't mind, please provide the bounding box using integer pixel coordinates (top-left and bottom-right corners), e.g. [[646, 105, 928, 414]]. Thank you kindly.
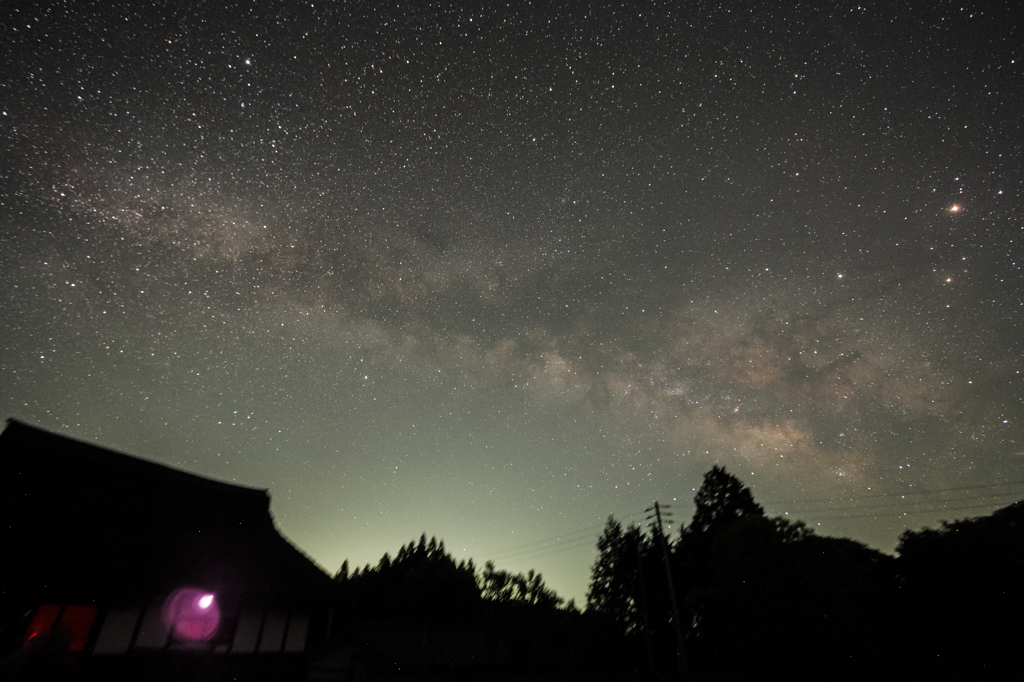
[[2, 1, 1021, 601]]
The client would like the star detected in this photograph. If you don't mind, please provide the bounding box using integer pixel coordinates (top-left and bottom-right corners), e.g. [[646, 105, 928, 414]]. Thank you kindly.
[[0, 0, 1020, 606]]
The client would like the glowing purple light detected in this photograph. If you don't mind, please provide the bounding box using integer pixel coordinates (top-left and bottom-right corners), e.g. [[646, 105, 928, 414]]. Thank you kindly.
[[163, 588, 220, 642]]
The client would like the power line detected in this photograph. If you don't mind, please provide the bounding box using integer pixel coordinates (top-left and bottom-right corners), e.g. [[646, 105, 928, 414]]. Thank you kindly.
[[760, 479, 1024, 506], [768, 490, 1023, 515], [795, 499, 1020, 522], [476, 483, 1023, 568], [479, 507, 648, 565], [483, 528, 603, 562], [484, 536, 600, 566]]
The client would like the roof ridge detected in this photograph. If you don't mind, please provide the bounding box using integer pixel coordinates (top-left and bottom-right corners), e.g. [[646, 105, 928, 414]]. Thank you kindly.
[[2, 418, 269, 498]]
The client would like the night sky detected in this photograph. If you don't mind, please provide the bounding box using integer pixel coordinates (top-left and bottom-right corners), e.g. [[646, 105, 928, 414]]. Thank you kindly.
[[2, 1, 1022, 603]]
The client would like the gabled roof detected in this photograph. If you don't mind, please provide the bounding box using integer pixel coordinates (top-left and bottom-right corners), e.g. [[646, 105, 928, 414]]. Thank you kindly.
[[0, 417, 270, 495], [0, 419, 334, 604]]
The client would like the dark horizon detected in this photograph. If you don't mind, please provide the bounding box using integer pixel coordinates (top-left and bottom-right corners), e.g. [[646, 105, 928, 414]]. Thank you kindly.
[[3, 417, 1022, 680]]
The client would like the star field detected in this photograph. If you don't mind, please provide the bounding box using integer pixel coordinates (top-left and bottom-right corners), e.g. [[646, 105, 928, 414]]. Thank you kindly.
[[2, 1, 1022, 602]]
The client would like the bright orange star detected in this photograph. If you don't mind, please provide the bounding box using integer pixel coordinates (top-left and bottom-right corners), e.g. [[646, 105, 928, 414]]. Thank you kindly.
[[949, 204, 961, 213]]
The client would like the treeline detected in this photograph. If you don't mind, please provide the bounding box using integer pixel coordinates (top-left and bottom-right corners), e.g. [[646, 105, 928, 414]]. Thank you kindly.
[[335, 533, 567, 618], [587, 466, 1024, 680], [332, 533, 621, 678], [331, 468, 1023, 680]]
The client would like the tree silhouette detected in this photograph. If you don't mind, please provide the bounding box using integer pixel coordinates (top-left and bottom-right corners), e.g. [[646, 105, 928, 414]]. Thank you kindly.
[[583, 466, 907, 677], [690, 513, 897, 675], [336, 534, 480, 623], [330, 534, 630, 679], [481, 561, 563, 608], [896, 500, 1024, 677], [586, 517, 654, 633], [582, 472, 1024, 678], [685, 465, 764, 538]]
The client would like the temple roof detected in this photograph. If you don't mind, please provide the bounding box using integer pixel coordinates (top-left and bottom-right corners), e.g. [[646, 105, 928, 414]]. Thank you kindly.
[[0, 419, 334, 605]]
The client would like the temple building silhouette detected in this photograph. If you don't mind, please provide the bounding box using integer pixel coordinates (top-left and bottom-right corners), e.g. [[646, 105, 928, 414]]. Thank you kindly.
[[0, 418, 336, 680]]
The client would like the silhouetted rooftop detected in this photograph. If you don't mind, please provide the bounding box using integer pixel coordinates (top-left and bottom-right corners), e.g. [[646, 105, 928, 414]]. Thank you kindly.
[[0, 419, 333, 605]]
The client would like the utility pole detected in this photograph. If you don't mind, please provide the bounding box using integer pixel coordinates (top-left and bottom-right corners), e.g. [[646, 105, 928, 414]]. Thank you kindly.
[[647, 501, 689, 680], [635, 542, 656, 679]]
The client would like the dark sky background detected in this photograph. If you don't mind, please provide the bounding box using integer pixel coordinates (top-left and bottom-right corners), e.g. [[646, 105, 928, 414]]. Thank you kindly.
[[2, 0, 1022, 603]]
